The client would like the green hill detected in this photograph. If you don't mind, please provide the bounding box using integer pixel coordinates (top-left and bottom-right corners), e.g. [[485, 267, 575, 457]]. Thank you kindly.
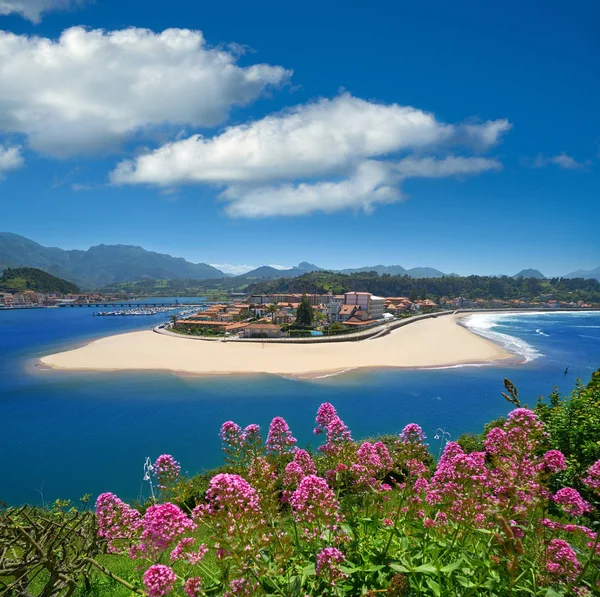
[[0, 267, 80, 294]]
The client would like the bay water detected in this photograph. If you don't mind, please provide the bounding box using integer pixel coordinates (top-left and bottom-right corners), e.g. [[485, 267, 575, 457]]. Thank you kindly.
[[1, 304, 598, 506]]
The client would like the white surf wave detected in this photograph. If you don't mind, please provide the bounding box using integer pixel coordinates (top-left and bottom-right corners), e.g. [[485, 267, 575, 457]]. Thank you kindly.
[[535, 328, 550, 337], [461, 313, 543, 363]]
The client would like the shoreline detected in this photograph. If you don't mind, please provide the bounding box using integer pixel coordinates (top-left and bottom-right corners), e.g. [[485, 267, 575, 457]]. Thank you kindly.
[[40, 314, 517, 378]]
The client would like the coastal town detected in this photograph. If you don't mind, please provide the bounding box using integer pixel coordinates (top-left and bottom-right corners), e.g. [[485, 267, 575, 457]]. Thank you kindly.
[[169, 291, 598, 339]]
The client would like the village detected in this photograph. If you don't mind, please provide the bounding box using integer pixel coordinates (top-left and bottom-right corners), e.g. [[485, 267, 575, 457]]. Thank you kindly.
[[170, 291, 597, 339]]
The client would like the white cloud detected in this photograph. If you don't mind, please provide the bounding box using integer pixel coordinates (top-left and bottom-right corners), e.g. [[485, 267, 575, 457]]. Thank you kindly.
[[394, 155, 502, 178], [0, 0, 85, 23], [533, 152, 589, 170], [221, 156, 501, 218], [222, 160, 402, 218], [112, 94, 506, 186], [0, 144, 24, 179], [0, 27, 291, 156]]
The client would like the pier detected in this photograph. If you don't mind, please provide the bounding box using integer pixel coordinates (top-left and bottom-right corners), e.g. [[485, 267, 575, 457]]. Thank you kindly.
[[58, 302, 220, 308]]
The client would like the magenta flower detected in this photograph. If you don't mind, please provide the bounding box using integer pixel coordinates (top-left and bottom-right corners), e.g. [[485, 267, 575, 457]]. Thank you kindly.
[[95, 492, 141, 553], [314, 402, 338, 434], [294, 449, 317, 475], [583, 459, 600, 491], [552, 487, 591, 517], [540, 450, 567, 473], [184, 577, 203, 597], [153, 454, 181, 490], [135, 502, 196, 559], [290, 475, 345, 541], [316, 547, 347, 585], [223, 578, 258, 597], [399, 423, 427, 445], [266, 416, 297, 455], [142, 564, 176, 597], [546, 539, 582, 583]]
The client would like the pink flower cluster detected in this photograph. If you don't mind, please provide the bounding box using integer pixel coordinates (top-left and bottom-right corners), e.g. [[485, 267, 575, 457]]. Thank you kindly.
[[170, 537, 208, 564], [265, 416, 297, 455], [184, 577, 203, 597], [546, 539, 582, 583], [197, 473, 260, 520], [316, 547, 347, 585], [314, 404, 353, 456], [583, 459, 600, 491], [426, 442, 488, 525], [399, 423, 427, 445], [153, 454, 181, 490], [95, 492, 141, 552], [552, 487, 591, 517], [142, 564, 177, 597], [540, 449, 567, 474], [290, 475, 344, 541], [219, 421, 263, 466], [134, 502, 196, 560], [350, 441, 394, 489]]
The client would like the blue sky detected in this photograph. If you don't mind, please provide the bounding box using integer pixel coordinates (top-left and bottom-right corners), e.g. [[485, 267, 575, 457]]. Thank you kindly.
[[0, 0, 598, 277]]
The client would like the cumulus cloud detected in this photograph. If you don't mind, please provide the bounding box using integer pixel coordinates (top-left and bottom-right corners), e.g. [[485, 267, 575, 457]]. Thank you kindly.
[[222, 160, 402, 218], [0, 144, 24, 179], [210, 263, 257, 275], [533, 152, 589, 170], [222, 156, 502, 218], [0, 27, 291, 156], [0, 0, 85, 23], [111, 93, 509, 217], [112, 94, 506, 186], [394, 155, 502, 178]]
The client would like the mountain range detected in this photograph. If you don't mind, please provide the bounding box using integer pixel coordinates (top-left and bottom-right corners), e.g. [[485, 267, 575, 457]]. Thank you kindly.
[[1, 232, 598, 288]]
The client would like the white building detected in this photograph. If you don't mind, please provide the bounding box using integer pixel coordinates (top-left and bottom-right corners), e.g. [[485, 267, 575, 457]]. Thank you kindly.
[[343, 292, 385, 320]]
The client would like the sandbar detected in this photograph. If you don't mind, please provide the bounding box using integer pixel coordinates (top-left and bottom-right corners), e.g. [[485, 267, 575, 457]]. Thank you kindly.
[[40, 315, 515, 378]]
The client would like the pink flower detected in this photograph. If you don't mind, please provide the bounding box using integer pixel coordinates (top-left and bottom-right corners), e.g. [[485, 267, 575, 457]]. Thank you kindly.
[[154, 454, 181, 490], [142, 564, 176, 597], [204, 473, 261, 516], [284, 461, 304, 487], [399, 423, 426, 445], [382, 518, 394, 527], [290, 475, 344, 541], [266, 416, 297, 454], [184, 577, 203, 597], [294, 449, 317, 475], [223, 578, 258, 597], [316, 547, 347, 585], [583, 460, 600, 491], [95, 492, 141, 553], [546, 539, 582, 583], [541, 450, 567, 473], [314, 402, 338, 434], [552, 487, 591, 517], [135, 502, 196, 559], [170, 537, 208, 564]]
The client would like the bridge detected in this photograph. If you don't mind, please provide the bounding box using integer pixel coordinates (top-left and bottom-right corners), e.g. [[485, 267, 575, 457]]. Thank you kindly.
[[58, 302, 221, 308]]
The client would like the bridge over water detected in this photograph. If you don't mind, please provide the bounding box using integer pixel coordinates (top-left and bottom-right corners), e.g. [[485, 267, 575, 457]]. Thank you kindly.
[[58, 302, 222, 308]]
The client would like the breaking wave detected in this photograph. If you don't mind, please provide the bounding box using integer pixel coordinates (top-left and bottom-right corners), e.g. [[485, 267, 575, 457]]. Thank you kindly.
[[461, 314, 543, 363]]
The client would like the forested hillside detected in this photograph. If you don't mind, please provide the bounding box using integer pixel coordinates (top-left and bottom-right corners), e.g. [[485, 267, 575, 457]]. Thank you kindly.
[[247, 271, 600, 302], [0, 267, 80, 294]]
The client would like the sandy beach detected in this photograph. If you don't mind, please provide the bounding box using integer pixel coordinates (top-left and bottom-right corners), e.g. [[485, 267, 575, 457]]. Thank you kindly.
[[40, 315, 514, 377]]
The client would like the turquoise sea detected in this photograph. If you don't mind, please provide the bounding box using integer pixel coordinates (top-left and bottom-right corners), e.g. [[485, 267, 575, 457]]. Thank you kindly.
[[1, 303, 599, 506]]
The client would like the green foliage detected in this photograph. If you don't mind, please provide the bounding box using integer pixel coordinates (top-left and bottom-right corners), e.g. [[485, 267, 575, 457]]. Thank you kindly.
[[248, 271, 600, 303], [296, 293, 315, 326], [0, 267, 80, 294], [535, 369, 600, 501]]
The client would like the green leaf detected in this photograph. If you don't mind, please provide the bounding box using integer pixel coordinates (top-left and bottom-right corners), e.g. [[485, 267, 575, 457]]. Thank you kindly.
[[440, 558, 463, 574], [545, 589, 566, 597], [414, 563, 438, 574], [302, 563, 316, 578], [426, 578, 442, 597], [389, 563, 410, 573], [457, 576, 476, 588]]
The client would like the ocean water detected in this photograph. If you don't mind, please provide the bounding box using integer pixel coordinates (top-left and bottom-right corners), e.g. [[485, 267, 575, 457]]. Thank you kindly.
[[1, 305, 599, 506]]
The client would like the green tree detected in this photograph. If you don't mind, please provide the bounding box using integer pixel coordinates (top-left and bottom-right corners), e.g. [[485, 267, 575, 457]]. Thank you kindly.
[[295, 294, 314, 327], [409, 287, 418, 302], [169, 314, 179, 327], [266, 304, 278, 322], [420, 287, 427, 300]]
